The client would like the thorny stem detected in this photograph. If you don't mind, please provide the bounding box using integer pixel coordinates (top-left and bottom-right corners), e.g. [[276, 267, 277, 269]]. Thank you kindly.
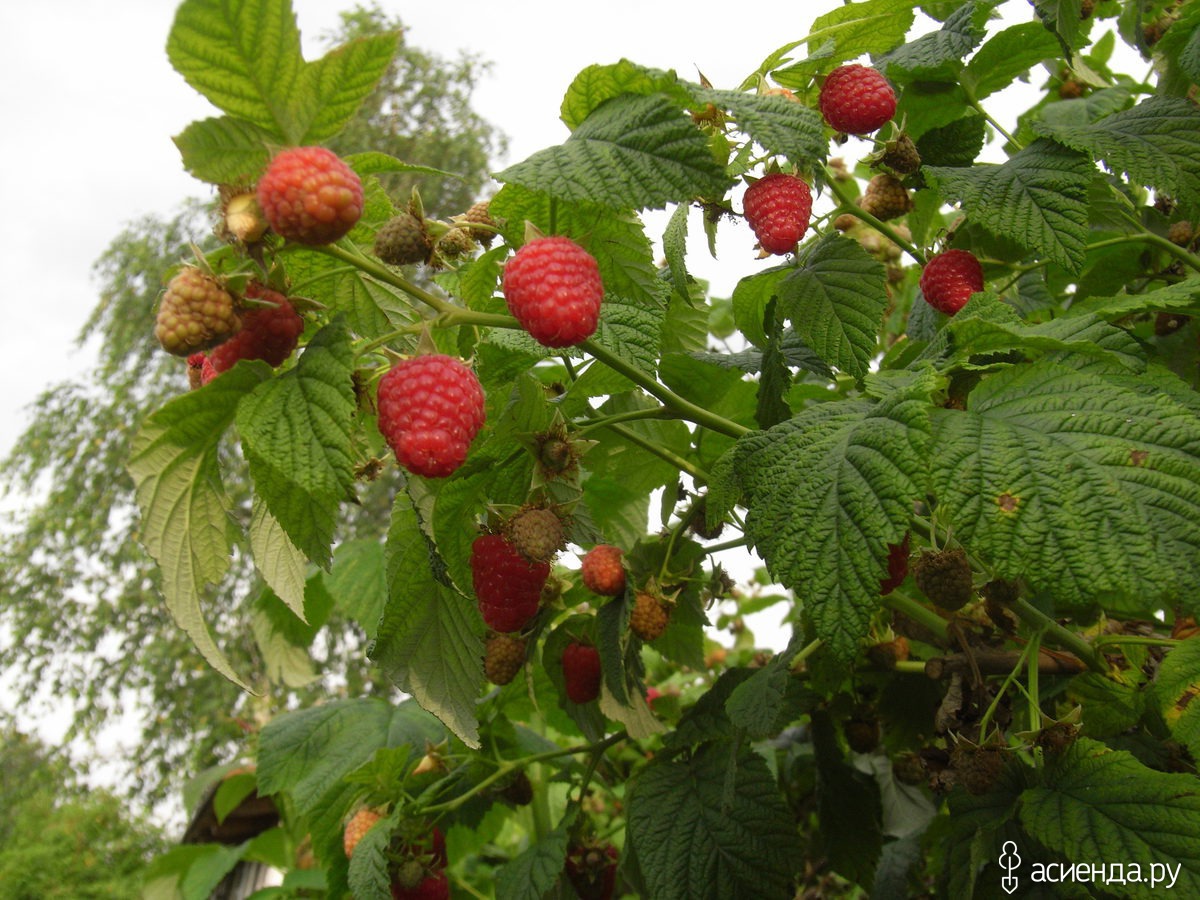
[[1009, 598, 1110, 675]]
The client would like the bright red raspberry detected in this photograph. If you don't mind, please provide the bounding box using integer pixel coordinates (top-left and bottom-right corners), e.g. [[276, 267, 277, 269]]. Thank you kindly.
[[376, 355, 486, 478], [920, 249, 984, 316], [742, 173, 813, 255], [501, 237, 604, 347], [256, 146, 364, 245], [819, 64, 897, 135], [470, 534, 550, 633], [208, 283, 304, 373], [562, 641, 602, 704], [580, 545, 626, 597]]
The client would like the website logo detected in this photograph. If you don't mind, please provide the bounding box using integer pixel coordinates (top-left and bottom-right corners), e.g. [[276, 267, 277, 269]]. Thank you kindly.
[[999, 841, 1022, 895]]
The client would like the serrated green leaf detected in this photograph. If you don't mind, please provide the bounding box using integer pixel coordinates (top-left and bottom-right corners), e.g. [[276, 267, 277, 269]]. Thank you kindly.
[[962, 21, 1061, 101], [496, 93, 732, 211], [324, 539, 387, 637], [725, 661, 790, 740], [560, 60, 692, 130], [128, 363, 271, 689], [252, 603, 317, 688], [1030, 0, 1085, 54], [728, 392, 932, 660], [627, 740, 802, 900], [931, 360, 1200, 610], [701, 89, 826, 166], [236, 323, 356, 569], [662, 203, 692, 302], [915, 115, 987, 168], [372, 493, 483, 748], [248, 497, 308, 619], [778, 233, 888, 380], [494, 823, 572, 900], [771, 0, 917, 86], [879, 1, 997, 80], [1032, 97, 1200, 204], [732, 268, 786, 350], [926, 139, 1093, 275], [1153, 638, 1200, 764], [179, 843, 247, 900], [1020, 738, 1200, 898], [345, 808, 394, 900], [343, 151, 465, 183], [172, 116, 274, 185], [298, 31, 400, 143], [590, 293, 664, 381], [1065, 275, 1200, 322], [167, 0, 305, 141]]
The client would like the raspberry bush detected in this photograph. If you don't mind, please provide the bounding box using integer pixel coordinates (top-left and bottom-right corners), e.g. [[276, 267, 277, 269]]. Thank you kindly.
[[133, 0, 1200, 897]]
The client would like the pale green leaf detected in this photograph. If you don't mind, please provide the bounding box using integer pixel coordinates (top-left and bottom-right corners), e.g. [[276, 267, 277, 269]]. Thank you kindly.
[[343, 151, 465, 182], [771, 0, 918, 86], [627, 740, 803, 900], [172, 116, 274, 186], [298, 31, 400, 143], [248, 497, 308, 619], [727, 391, 932, 660], [167, 0, 304, 141], [662, 203, 692, 301], [236, 322, 356, 569], [778, 233, 888, 380], [926, 139, 1093, 275], [1033, 97, 1200, 204], [701, 89, 827, 165], [560, 59, 692, 130], [251, 604, 317, 688], [127, 363, 271, 689], [371, 493, 483, 748], [1020, 738, 1200, 898], [496, 93, 732, 211]]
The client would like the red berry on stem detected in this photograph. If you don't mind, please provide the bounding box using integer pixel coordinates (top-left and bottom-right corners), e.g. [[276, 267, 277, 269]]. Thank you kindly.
[[742, 173, 813, 255], [819, 64, 897, 135], [562, 641, 602, 704], [580, 545, 626, 597], [208, 283, 304, 373], [920, 249, 984, 316], [377, 355, 486, 478], [257, 146, 364, 245], [501, 236, 604, 347], [470, 534, 549, 633]]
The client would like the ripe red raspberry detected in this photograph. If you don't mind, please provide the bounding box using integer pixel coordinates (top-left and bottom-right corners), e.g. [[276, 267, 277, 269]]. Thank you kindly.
[[391, 869, 449, 900], [565, 841, 619, 900], [376, 355, 486, 478], [208, 283, 304, 373], [155, 267, 242, 357], [470, 534, 549, 633], [343, 807, 383, 858], [256, 146, 364, 245], [742, 173, 813, 255], [484, 633, 526, 685], [819, 64, 897, 135], [580, 545, 626, 597], [920, 249, 985, 316], [562, 641, 602, 704], [501, 236, 604, 347], [630, 591, 670, 642]]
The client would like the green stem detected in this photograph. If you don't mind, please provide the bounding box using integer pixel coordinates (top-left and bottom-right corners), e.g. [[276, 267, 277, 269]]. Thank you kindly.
[[575, 406, 674, 435], [702, 535, 750, 555], [607, 422, 710, 483], [1026, 628, 1044, 732], [966, 93, 1022, 151], [977, 633, 1038, 740], [580, 339, 749, 440], [788, 638, 823, 671], [892, 660, 928, 675], [820, 165, 926, 265], [1091, 634, 1180, 650], [1009, 598, 1109, 675], [882, 592, 950, 642], [1138, 228, 1200, 274]]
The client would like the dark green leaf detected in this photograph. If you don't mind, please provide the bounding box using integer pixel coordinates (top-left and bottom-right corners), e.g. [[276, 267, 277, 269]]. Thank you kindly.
[[494, 822, 572, 900], [701, 89, 827, 165], [1153, 638, 1200, 764], [962, 22, 1061, 101], [496, 94, 732, 211], [879, 1, 997, 80]]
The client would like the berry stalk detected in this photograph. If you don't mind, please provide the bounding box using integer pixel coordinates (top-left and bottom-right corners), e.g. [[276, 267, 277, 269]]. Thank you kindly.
[[820, 164, 925, 265], [1007, 597, 1109, 675]]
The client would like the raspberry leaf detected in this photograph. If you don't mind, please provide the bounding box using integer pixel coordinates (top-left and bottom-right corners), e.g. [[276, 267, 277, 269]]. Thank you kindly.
[[961, 22, 1061, 102], [1032, 97, 1200, 204], [324, 539, 388, 639], [1152, 639, 1200, 764], [769, 0, 917, 86], [560, 60, 693, 130], [494, 820, 572, 900], [777, 233, 889, 381], [172, 116, 277, 185], [248, 497, 309, 619], [930, 360, 1200, 611], [496, 93, 731, 211], [128, 362, 272, 690], [1019, 738, 1200, 897], [373, 493, 484, 748], [720, 388, 933, 661], [297, 31, 401, 143], [700, 90, 827, 167], [926, 139, 1093, 275], [627, 740, 803, 900], [879, 0, 995, 81], [236, 322, 357, 569]]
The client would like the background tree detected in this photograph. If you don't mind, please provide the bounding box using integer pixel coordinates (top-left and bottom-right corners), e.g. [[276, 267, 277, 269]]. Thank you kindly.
[[0, 719, 167, 897], [0, 3, 504, 808]]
